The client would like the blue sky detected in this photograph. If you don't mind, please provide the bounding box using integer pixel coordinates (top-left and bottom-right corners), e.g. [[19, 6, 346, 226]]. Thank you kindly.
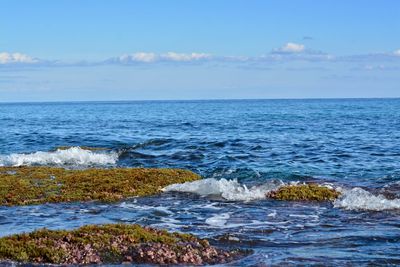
[[1, 0, 400, 101]]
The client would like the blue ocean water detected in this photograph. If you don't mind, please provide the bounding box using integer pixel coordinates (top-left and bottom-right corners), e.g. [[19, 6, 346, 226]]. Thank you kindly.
[[1, 99, 400, 265]]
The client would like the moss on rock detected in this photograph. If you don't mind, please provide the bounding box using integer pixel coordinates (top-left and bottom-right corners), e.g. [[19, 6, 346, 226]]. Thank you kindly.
[[0, 224, 248, 265], [0, 166, 200, 206], [267, 183, 340, 201]]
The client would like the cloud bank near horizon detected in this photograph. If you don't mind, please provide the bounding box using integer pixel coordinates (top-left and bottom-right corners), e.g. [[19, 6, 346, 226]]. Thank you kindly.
[[2, 42, 399, 102], [1, 43, 400, 68], [109, 52, 212, 64], [0, 52, 39, 64]]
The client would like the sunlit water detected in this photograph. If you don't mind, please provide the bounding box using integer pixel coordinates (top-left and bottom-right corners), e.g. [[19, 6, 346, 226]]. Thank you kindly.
[[1, 99, 400, 265]]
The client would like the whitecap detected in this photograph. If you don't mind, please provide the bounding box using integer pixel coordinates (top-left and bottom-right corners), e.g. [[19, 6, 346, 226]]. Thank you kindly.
[[162, 178, 284, 201], [164, 178, 400, 212], [0, 147, 118, 167], [205, 213, 230, 227], [334, 187, 400, 211], [267, 210, 277, 218]]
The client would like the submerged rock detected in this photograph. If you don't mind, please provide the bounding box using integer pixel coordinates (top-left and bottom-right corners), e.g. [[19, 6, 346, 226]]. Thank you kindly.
[[0, 224, 249, 265], [266, 183, 340, 201], [0, 166, 200, 206]]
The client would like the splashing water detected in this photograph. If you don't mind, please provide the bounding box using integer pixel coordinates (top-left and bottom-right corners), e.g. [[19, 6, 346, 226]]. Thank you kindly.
[[163, 178, 284, 201], [334, 187, 400, 211], [0, 147, 118, 167]]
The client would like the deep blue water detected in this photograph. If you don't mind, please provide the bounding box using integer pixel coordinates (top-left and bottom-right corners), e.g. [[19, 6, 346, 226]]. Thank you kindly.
[[1, 99, 400, 265]]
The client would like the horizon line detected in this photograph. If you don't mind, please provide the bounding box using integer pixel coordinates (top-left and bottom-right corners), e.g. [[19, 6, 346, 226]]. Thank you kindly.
[[1, 96, 400, 104]]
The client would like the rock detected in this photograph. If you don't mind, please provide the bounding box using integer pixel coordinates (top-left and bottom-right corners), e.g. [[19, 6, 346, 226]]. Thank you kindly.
[[0, 166, 200, 206], [266, 183, 340, 201], [0, 224, 250, 265]]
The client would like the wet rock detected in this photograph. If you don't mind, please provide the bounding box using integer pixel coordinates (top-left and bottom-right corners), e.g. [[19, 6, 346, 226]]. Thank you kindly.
[[267, 183, 340, 201], [0, 224, 250, 265], [0, 166, 200, 206]]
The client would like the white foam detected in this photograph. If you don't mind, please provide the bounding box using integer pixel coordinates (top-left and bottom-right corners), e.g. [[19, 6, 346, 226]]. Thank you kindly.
[[0, 147, 118, 167], [334, 187, 400, 211], [166, 178, 400, 212], [205, 213, 230, 227], [119, 202, 173, 214], [267, 210, 277, 218], [162, 178, 283, 201]]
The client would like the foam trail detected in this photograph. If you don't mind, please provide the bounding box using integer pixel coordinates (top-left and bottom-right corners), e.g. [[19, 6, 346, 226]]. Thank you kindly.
[[163, 178, 284, 201], [0, 147, 118, 167], [205, 213, 230, 227], [334, 187, 400, 211]]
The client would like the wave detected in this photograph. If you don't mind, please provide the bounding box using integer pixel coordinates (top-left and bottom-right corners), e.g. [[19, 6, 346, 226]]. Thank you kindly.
[[334, 187, 400, 211], [162, 178, 284, 201], [0, 147, 118, 167], [165, 178, 400, 212]]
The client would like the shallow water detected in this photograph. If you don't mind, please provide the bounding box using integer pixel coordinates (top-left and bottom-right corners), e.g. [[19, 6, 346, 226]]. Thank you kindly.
[[1, 99, 400, 265]]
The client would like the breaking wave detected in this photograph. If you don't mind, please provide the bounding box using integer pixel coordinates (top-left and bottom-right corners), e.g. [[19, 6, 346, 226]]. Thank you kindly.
[[163, 178, 284, 201], [0, 147, 118, 167], [334, 187, 400, 211], [165, 178, 400, 212]]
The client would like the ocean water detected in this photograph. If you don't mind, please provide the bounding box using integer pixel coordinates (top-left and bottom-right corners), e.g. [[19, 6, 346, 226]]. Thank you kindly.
[[1, 99, 400, 265]]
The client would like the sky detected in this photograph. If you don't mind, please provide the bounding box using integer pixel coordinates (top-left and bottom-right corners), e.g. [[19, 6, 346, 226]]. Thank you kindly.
[[1, 0, 400, 102]]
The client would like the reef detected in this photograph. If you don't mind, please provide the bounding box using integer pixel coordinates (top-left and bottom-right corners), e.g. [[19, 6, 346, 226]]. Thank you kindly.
[[267, 183, 340, 201], [0, 166, 200, 206], [0, 224, 248, 265]]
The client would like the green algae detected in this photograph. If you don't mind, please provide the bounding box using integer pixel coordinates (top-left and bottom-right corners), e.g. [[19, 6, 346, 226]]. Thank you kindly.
[[267, 183, 340, 201], [0, 166, 200, 206], [0, 224, 247, 265]]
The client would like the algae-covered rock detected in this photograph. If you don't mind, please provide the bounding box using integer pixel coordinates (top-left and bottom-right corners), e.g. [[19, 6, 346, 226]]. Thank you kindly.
[[0, 224, 248, 265], [0, 166, 200, 206], [267, 183, 340, 201]]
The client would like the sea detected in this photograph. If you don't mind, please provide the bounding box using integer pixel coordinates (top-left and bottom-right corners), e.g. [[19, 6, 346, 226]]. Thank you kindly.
[[1, 98, 400, 265]]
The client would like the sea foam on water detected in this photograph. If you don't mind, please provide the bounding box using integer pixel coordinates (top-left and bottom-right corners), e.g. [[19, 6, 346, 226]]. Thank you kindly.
[[163, 178, 284, 201], [0, 147, 118, 167], [165, 178, 400, 211], [334, 187, 400, 211]]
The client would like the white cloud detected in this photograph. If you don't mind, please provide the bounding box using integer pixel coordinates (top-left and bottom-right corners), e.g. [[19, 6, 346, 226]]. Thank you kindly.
[[161, 52, 211, 62], [112, 52, 212, 64], [0, 52, 39, 64], [277, 43, 305, 53], [2, 48, 399, 69], [119, 52, 158, 63]]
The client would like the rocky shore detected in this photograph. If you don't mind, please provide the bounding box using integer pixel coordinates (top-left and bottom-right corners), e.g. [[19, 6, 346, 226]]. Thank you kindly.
[[0, 224, 249, 265], [0, 160, 344, 265]]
